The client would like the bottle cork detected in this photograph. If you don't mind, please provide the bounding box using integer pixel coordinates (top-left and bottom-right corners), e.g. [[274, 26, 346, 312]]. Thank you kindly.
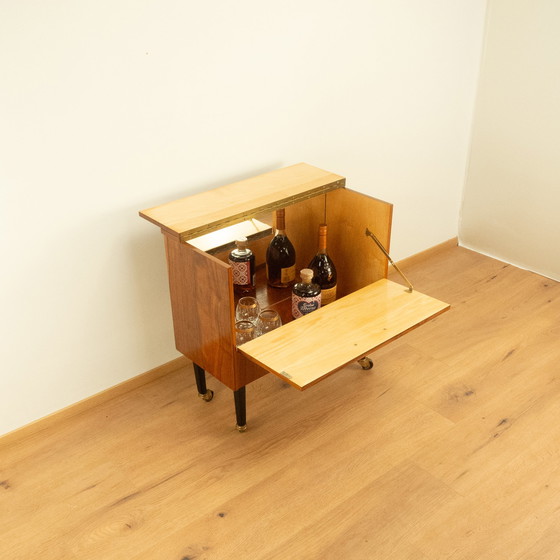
[[300, 268, 314, 283]]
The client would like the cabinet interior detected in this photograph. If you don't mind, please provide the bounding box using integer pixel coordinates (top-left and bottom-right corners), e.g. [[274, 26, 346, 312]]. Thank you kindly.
[[200, 188, 394, 325]]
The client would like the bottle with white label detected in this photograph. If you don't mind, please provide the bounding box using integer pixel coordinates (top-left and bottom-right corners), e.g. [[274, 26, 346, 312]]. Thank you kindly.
[[292, 268, 321, 318], [229, 237, 255, 295]]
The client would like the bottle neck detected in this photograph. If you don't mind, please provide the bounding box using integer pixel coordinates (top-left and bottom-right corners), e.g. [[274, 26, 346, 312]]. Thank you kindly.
[[275, 209, 286, 234], [318, 224, 328, 253]]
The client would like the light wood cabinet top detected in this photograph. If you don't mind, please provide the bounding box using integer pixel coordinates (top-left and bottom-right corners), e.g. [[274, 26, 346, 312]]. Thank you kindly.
[[139, 163, 345, 242]]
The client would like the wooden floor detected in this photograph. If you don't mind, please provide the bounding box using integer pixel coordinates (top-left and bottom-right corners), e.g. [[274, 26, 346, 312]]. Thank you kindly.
[[3, 244, 560, 559]]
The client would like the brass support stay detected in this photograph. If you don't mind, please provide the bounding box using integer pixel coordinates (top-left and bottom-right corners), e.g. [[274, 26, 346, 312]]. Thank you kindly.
[[365, 228, 414, 293]]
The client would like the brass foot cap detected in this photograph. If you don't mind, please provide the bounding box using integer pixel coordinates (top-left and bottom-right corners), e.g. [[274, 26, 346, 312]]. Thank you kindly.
[[198, 389, 214, 402], [236, 424, 247, 433]]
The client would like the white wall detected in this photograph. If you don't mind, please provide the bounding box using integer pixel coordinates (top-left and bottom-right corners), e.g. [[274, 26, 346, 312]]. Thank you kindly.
[[0, 1, 487, 436], [460, 0, 560, 281]]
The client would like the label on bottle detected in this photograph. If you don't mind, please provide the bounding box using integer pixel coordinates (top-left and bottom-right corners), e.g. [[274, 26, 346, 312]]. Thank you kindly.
[[320, 285, 337, 306], [292, 293, 321, 318], [229, 260, 251, 286], [281, 264, 296, 284]]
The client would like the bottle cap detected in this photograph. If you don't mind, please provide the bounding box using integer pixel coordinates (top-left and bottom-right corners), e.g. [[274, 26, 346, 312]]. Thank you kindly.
[[235, 237, 248, 248], [300, 268, 314, 283]]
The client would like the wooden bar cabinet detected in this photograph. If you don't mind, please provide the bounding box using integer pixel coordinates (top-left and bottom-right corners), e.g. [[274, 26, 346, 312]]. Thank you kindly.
[[139, 163, 449, 431]]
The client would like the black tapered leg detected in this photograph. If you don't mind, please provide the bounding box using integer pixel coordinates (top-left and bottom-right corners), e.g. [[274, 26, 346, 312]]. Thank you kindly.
[[193, 363, 213, 402], [234, 386, 247, 432]]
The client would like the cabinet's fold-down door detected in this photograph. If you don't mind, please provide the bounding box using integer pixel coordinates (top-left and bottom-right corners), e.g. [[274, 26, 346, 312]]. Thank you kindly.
[[237, 279, 449, 390]]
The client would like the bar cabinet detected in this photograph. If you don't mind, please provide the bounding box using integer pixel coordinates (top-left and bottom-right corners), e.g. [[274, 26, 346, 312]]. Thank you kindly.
[[139, 163, 449, 431]]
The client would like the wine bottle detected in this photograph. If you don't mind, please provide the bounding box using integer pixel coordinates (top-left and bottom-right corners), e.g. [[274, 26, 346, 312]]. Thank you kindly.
[[266, 208, 296, 288], [229, 237, 255, 295], [292, 268, 321, 318], [308, 223, 337, 305]]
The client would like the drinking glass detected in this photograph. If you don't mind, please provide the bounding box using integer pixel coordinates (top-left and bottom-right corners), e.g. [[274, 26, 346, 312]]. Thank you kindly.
[[255, 309, 282, 336], [235, 320, 257, 346], [236, 296, 260, 323]]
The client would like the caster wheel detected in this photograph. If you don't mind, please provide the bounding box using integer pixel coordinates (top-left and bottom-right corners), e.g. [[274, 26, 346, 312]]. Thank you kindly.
[[358, 357, 374, 370], [198, 389, 214, 402]]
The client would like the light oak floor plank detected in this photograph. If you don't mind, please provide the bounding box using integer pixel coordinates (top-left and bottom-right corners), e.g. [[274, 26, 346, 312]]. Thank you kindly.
[[2, 245, 560, 559]]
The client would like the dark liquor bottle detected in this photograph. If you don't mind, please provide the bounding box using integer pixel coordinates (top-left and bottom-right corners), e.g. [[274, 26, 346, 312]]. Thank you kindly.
[[308, 223, 337, 305], [266, 208, 296, 288], [229, 237, 255, 295], [292, 268, 321, 319]]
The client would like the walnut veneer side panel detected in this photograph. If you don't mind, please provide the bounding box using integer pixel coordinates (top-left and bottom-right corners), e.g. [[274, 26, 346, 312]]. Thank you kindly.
[[164, 233, 237, 389], [326, 189, 393, 297], [235, 352, 269, 388]]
